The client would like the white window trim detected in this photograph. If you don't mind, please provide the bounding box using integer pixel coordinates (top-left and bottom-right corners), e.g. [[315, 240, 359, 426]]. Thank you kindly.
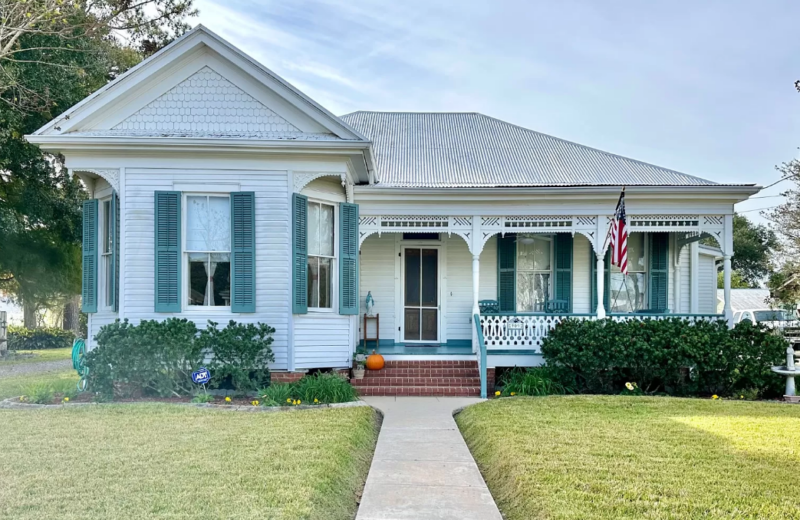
[[307, 198, 338, 313], [609, 232, 649, 313], [98, 197, 114, 311], [181, 193, 232, 313], [516, 234, 554, 313]]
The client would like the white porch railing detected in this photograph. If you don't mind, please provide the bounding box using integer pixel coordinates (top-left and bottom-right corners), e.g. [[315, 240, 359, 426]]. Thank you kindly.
[[479, 313, 725, 354]]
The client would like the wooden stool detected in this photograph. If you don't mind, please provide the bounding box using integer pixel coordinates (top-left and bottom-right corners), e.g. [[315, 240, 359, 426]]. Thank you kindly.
[[363, 314, 379, 351]]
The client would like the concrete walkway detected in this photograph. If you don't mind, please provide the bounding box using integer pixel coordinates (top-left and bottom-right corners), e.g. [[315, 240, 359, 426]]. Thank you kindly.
[[358, 397, 503, 520]]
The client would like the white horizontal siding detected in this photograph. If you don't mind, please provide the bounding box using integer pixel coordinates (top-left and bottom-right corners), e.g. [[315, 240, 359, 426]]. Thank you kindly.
[[359, 234, 397, 341], [573, 234, 592, 313], [446, 235, 498, 341], [698, 255, 717, 314], [87, 312, 119, 350], [122, 168, 289, 369], [293, 314, 352, 368]]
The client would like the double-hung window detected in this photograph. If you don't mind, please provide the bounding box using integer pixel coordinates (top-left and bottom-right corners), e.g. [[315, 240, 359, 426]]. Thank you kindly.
[[185, 195, 231, 307], [609, 233, 647, 312], [516, 234, 552, 312], [307, 201, 335, 309], [100, 199, 114, 308]]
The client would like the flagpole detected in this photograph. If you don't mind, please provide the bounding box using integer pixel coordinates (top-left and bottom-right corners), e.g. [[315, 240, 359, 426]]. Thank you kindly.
[[601, 186, 625, 254]]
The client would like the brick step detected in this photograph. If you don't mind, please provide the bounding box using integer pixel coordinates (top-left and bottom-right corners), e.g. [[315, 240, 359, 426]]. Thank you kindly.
[[363, 367, 479, 377], [351, 376, 481, 387], [382, 360, 477, 369], [356, 385, 481, 397]]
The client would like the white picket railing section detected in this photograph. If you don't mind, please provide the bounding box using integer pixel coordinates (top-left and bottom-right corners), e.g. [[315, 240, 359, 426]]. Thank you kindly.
[[479, 313, 724, 354]]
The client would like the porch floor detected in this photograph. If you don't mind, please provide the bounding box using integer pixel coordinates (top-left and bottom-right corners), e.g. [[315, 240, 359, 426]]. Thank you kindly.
[[366, 344, 474, 355]]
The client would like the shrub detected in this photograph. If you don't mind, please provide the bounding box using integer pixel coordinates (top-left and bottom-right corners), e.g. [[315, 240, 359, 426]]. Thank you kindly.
[[260, 382, 295, 406], [21, 382, 55, 404], [8, 326, 75, 350], [499, 367, 571, 396], [85, 318, 276, 398], [259, 373, 358, 406], [540, 317, 787, 398], [196, 320, 275, 393], [294, 372, 358, 403]]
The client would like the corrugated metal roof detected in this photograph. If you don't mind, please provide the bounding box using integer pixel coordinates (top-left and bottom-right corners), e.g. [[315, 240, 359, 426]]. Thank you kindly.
[[716, 289, 772, 311], [340, 111, 729, 188]]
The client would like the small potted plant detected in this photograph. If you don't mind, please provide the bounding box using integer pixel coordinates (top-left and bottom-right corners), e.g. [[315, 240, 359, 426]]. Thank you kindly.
[[353, 352, 366, 379]]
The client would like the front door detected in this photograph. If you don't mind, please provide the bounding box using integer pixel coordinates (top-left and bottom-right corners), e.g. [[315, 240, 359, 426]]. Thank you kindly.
[[403, 247, 439, 342]]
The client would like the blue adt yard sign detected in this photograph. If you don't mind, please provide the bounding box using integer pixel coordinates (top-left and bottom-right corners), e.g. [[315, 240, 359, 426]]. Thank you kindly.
[[192, 367, 211, 385]]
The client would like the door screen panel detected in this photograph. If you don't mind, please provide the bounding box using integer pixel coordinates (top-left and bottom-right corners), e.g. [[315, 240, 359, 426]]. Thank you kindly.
[[404, 248, 438, 342]]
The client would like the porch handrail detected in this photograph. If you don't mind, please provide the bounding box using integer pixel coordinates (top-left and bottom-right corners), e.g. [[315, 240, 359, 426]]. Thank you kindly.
[[473, 314, 487, 399]]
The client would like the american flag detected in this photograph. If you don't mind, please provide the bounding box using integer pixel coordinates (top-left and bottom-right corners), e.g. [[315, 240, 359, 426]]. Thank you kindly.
[[610, 189, 628, 275]]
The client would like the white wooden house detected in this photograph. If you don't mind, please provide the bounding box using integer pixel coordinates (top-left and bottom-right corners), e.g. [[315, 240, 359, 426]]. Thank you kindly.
[[26, 26, 759, 397]]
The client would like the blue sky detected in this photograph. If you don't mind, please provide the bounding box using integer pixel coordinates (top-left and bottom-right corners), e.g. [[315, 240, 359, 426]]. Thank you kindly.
[[196, 0, 799, 222]]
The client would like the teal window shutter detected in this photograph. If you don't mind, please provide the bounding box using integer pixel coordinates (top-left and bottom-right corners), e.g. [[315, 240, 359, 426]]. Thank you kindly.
[[497, 234, 516, 312], [81, 199, 98, 313], [339, 202, 359, 315], [553, 234, 573, 312], [590, 249, 611, 313], [292, 193, 308, 314], [154, 191, 181, 312], [111, 191, 120, 312], [649, 233, 669, 311], [231, 192, 256, 312]]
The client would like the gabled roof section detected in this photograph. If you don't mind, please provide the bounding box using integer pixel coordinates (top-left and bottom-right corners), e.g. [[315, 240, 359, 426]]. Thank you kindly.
[[31, 25, 368, 142], [341, 111, 742, 188]]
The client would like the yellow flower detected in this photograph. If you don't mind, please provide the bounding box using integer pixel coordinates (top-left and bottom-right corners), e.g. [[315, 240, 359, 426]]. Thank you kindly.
[[314, 398, 319, 403], [225, 396, 231, 403], [510, 392, 516, 396], [495, 391, 501, 396], [19, 396, 24, 401], [625, 382, 634, 391], [297, 400, 302, 405], [63, 397, 69, 402], [712, 395, 719, 400], [251, 400, 259, 406], [287, 398, 292, 403], [740, 395, 744, 400], [292, 400, 297, 405]]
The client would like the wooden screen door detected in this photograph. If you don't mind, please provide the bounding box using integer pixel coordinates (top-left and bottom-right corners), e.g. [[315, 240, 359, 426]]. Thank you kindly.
[[403, 247, 439, 342]]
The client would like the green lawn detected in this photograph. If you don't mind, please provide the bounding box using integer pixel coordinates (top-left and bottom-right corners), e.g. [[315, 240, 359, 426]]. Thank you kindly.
[[0, 404, 378, 519], [0, 348, 72, 365], [0, 369, 79, 400], [457, 396, 800, 520]]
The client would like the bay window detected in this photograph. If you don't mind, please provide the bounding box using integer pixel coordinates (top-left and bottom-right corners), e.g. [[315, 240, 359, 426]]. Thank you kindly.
[[185, 195, 231, 307], [307, 201, 335, 309]]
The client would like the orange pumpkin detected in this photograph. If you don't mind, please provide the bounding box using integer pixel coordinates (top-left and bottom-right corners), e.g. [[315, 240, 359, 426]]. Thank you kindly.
[[366, 350, 385, 371]]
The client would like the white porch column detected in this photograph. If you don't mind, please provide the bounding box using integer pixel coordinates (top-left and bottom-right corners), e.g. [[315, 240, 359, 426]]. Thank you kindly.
[[673, 236, 682, 314], [471, 215, 482, 353], [472, 254, 481, 317], [596, 253, 606, 319], [723, 255, 733, 327]]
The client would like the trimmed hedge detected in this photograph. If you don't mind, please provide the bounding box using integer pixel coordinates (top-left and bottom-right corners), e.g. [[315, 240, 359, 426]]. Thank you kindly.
[[85, 318, 275, 398], [7, 326, 75, 350], [540, 318, 788, 398]]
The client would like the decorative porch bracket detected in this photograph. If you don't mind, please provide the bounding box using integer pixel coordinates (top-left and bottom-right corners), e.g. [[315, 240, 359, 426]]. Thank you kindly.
[[70, 168, 120, 197]]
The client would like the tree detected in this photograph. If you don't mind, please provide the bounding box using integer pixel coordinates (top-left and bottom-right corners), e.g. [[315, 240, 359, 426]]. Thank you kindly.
[[0, 0, 196, 112], [764, 159, 800, 307], [717, 270, 750, 290], [704, 214, 777, 288], [0, 3, 197, 327]]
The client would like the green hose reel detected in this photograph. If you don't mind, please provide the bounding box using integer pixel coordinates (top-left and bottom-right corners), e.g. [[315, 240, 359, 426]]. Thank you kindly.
[[71, 338, 89, 392]]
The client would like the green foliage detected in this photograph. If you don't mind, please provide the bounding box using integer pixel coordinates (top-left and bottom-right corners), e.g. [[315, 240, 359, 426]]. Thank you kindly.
[[259, 373, 359, 406], [191, 393, 215, 404], [20, 382, 55, 404], [498, 367, 571, 396], [260, 383, 296, 407], [716, 270, 751, 289], [197, 320, 275, 393], [541, 318, 788, 398], [85, 319, 276, 399], [7, 326, 75, 350], [294, 373, 358, 403]]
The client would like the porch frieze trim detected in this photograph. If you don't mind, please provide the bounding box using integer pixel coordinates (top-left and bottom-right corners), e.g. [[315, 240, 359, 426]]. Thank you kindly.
[[292, 172, 344, 193]]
